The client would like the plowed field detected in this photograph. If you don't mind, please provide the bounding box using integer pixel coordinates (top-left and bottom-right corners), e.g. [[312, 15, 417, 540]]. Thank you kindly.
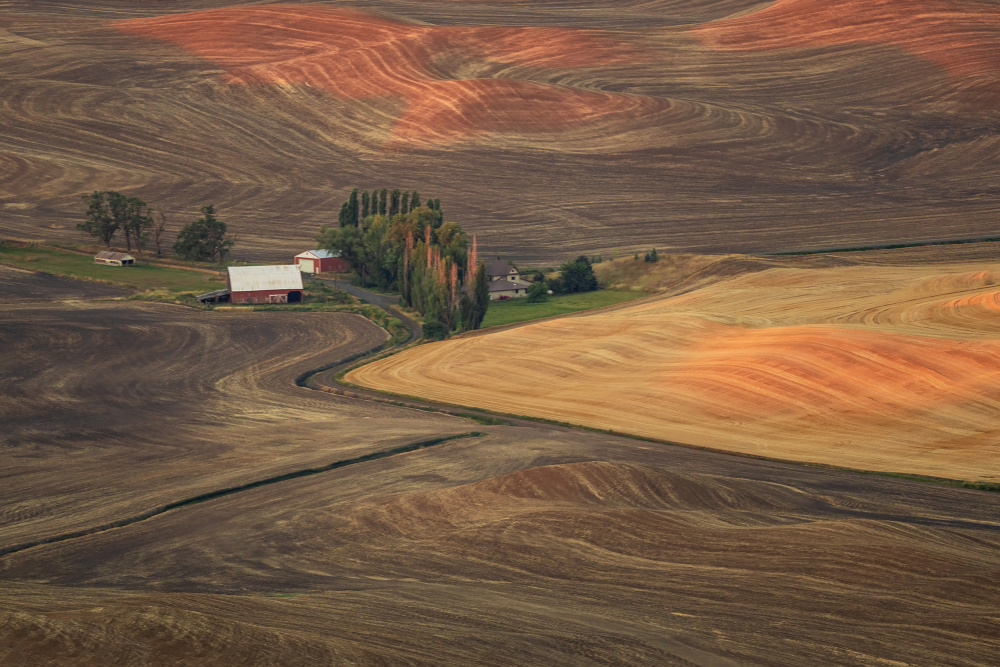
[[350, 254, 1000, 481], [1, 0, 998, 261], [3, 264, 1000, 664]]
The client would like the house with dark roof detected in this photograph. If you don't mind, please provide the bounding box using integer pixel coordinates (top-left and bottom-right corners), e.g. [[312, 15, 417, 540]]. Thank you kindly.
[[483, 257, 531, 300], [484, 257, 521, 282]]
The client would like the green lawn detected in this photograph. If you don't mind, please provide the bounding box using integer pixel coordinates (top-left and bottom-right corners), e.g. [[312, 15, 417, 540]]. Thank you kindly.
[[0, 245, 223, 293], [481, 289, 643, 328]]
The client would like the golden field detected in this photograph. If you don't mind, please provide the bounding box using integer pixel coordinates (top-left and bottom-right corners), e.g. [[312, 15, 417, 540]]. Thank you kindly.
[[350, 251, 1000, 481]]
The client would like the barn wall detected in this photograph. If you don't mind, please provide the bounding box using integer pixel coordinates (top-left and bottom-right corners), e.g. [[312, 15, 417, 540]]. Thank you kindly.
[[230, 289, 302, 304], [318, 257, 349, 273]]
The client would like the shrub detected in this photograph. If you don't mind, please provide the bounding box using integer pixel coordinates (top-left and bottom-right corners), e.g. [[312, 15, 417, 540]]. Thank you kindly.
[[527, 281, 549, 303], [422, 320, 449, 341]]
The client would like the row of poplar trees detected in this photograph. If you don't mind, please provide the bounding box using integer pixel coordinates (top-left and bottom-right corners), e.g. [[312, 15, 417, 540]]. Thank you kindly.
[[337, 188, 440, 228], [319, 189, 489, 335]]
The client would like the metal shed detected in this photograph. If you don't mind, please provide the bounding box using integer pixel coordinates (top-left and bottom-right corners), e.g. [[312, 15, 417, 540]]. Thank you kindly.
[[94, 251, 135, 266]]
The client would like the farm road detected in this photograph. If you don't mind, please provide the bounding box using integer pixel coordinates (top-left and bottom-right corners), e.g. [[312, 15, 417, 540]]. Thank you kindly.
[[313, 276, 422, 341]]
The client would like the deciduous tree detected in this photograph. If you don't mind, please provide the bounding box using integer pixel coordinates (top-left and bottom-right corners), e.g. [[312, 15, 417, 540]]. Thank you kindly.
[[78, 191, 118, 247], [173, 204, 233, 263], [558, 255, 598, 293]]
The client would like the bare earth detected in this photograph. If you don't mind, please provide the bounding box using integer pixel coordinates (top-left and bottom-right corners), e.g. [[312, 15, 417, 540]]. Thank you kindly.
[[3, 255, 1000, 665], [350, 252, 1000, 481]]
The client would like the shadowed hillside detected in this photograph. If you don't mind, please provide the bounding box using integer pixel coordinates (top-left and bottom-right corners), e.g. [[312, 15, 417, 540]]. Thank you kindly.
[[1, 0, 998, 262]]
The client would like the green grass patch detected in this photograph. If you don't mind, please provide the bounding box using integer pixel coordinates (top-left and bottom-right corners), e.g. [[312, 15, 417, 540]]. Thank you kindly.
[[481, 289, 642, 328], [0, 245, 221, 293], [451, 412, 514, 426]]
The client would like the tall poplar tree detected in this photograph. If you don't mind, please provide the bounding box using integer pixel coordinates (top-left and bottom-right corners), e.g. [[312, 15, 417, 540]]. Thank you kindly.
[[347, 188, 359, 227], [389, 189, 401, 217]]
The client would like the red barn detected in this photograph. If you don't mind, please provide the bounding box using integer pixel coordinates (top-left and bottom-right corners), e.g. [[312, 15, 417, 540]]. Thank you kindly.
[[294, 249, 349, 274], [227, 265, 304, 304]]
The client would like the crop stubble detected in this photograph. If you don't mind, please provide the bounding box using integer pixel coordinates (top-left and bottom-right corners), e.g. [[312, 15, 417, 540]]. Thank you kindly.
[[350, 253, 1000, 481]]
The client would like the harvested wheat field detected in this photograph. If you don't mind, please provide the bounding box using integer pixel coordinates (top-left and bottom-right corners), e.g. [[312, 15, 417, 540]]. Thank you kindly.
[[1, 0, 999, 261], [351, 251, 1000, 481]]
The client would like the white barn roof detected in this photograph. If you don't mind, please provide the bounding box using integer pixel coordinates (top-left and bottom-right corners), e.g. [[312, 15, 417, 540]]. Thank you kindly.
[[228, 265, 303, 292], [295, 249, 340, 259]]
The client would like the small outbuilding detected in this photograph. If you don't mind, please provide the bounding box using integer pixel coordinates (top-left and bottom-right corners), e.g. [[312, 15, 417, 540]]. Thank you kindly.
[[294, 249, 349, 275], [227, 265, 304, 304], [94, 251, 135, 266], [196, 288, 231, 304]]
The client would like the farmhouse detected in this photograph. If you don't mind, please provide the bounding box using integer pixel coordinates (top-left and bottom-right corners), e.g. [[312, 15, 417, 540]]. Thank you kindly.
[[484, 256, 532, 300], [227, 265, 303, 304], [94, 251, 135, 266], [295, 249, 349, 274]]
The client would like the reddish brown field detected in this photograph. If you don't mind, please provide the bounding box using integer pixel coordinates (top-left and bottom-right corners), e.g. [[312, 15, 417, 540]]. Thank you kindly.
[[1, 0, 998, 260], [692, 0, 1000, 82], [3, 0, 1000, 660], [116, 6, 658, 147]]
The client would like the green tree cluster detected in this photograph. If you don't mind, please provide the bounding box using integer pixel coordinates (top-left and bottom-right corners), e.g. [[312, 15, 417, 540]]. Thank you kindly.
[[78, 191, 153, 251], [555, 255, 598, 293], [319, 193, 488, 334], [80, 193, 235, 263], [173, 204, 233, 263], [526, 281, 549, 303]]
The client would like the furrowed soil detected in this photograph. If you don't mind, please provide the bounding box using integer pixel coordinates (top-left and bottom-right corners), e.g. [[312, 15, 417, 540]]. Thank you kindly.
[[3, 249, 1000, 665], [3, 0, 1000, 663], [1, 0, 998, 262]]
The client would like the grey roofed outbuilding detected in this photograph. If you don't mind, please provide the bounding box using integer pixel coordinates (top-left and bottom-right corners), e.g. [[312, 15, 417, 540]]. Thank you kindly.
[[94, 251, 135, 263], [227, 265, 303, 292], [196, 288, 231, 303]]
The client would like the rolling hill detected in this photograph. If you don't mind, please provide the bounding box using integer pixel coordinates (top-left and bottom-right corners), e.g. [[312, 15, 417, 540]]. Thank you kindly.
[[1, 0, 998, 262]]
